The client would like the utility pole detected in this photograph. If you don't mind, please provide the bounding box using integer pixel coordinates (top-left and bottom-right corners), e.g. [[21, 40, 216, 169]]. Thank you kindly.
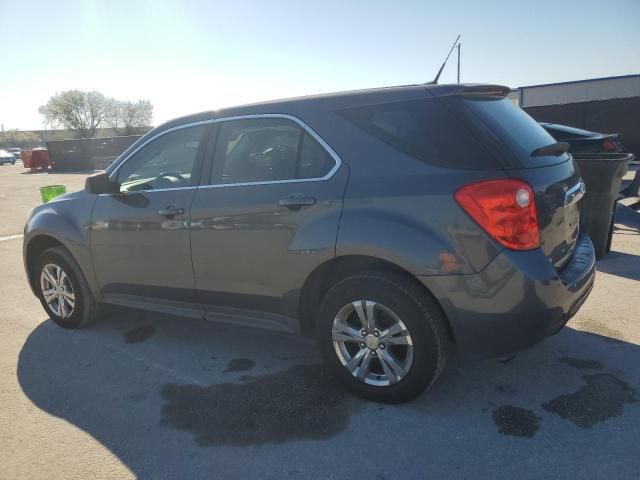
[[456, 42, 461, 83]]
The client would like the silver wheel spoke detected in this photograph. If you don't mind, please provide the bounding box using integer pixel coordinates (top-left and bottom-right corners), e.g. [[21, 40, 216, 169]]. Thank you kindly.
[[62, 290, 76, 302], [379, 350, 406, 382], [365, 301, 376, 331], [378, 354, 397, 384], [42, 268, 57, 287], [345, 348, 366, 375], [42, 289, 57, 302], [379, 322, 405, 341], [55, 265, 62, 285], [62, 294, 75, 309], [59, 270, 69, 288], [59, 296, 68, 317], [357, 350, 373, 381], [353, 301, 367, 329], [383, 334, 412, 346], [332, 321, 363, 343], [353, 300, 376, 331]]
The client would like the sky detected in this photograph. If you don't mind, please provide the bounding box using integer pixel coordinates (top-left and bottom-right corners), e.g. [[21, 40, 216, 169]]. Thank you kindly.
[[1, 0, 639, 131]]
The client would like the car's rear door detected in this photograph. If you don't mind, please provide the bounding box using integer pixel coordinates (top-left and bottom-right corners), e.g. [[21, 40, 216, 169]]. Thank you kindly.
[[189, 115, 347, 328], [91, 123, 209, 307]]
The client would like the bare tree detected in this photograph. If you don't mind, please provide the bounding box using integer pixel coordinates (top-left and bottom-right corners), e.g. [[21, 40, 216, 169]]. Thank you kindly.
[[108, 100, 154, 136], [39, 90, 114, 138]]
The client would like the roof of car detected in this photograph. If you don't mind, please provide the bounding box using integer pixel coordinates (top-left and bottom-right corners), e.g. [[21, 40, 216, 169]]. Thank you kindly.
[[160, 83, 503, 131]]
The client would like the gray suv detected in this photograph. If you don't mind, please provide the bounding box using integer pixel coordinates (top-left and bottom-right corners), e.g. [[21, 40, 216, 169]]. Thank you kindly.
[[24, 84, 595, 403]]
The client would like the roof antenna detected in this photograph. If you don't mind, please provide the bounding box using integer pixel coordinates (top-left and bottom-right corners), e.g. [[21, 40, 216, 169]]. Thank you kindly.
[[426, 34, 461, 85]]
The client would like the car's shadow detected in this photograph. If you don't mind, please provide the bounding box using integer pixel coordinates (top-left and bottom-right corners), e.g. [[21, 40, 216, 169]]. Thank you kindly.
[[17, 309, 640, 479]]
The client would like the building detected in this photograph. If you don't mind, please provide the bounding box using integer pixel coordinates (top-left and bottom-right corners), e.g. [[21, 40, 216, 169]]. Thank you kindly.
[[510, 74, 640, 154]]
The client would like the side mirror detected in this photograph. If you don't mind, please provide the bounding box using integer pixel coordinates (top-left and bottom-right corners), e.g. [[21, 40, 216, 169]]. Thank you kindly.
[[85, 171, 120, 194]]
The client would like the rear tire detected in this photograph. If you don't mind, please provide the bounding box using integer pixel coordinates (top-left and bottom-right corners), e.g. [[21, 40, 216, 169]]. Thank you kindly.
[[317, 270, 448, 403], [35, 246, 99, 329]]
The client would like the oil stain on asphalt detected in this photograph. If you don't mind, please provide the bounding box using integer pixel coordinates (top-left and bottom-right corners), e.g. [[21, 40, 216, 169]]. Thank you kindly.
[[223, 358, 255, 373], [160, 364, 352, 446], [492, 405, 540, 438], [123, 325, 156, 344], [559, 356, 604, 370], [542, 373, 638, 428]]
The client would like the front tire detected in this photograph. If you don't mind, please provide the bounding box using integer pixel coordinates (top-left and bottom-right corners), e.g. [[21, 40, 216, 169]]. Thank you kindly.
[[35, 246, 99, 329], [317, 271, 448, 403]]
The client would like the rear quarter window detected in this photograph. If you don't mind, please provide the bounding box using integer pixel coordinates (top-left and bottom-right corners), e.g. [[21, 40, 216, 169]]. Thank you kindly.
[[336, 98, 499, 170], [443, 97, 569, 169]]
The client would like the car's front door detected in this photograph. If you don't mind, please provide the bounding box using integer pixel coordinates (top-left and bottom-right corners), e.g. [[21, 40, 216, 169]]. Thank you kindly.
[[189, 116, 348, 327], [91, 123, 208, 307]]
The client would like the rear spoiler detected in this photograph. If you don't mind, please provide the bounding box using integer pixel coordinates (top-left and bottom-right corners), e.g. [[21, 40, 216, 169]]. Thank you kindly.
[[433, 84, 511, 99], [452, 85, 511, 99], [531, 141, 570, 157]]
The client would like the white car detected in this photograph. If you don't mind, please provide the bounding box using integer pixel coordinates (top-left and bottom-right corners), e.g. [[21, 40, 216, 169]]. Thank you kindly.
[[7, 147, 21, 159], [0, 149, 17, 165]]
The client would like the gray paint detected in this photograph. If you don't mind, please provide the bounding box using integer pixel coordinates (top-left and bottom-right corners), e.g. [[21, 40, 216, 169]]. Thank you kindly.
[[190, 166, 349, 318], [23, 190, 99, 295], [91, 188, 198, 301], [24, 83, 597, 359]]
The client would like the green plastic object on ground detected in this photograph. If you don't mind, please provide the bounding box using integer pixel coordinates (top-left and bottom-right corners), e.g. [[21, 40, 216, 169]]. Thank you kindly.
[[40, 185, 66, 203]]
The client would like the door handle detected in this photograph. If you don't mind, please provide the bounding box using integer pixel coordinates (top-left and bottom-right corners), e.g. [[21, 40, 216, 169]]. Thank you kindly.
[[278, 195, 316, 209], [157, 206, 185, 217]]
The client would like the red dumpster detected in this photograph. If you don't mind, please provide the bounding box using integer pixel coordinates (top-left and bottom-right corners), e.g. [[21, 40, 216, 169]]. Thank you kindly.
[[25, 148, 51, 170], [21, 150, 33, 168]]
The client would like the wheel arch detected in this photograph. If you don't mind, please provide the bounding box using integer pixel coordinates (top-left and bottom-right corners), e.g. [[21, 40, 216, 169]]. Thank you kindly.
[[25, 235, 69, 294], [297, 254, 455, 343]]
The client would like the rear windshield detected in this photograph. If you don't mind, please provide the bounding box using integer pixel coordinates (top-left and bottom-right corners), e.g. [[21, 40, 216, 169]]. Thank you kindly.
[[442, 97, 569, 169], [336, 98, 499, 170]]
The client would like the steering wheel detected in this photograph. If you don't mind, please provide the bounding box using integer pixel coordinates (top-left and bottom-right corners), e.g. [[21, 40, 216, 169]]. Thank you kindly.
[[153, 172, 187, 188], [262, 144, 295, 165]]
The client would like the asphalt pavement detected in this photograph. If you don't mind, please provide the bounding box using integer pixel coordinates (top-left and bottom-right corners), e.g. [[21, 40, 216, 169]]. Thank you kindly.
[[1, 164, 639, 479]]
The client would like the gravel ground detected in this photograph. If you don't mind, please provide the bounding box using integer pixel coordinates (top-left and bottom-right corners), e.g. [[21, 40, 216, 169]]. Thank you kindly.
[[1, 164, 639, 479]]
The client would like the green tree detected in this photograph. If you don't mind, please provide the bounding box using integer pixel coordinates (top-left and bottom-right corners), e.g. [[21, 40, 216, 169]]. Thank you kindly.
[[0, 129, 42, 149], [107, 99, 153, 136], [39, 90, 115, 138]]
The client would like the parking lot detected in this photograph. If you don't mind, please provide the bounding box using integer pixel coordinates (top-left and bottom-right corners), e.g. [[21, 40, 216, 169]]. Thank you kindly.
[[1, 164, 639, 479]]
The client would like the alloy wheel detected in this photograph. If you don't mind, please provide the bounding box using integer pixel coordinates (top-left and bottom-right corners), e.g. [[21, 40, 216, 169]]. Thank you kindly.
[[332, 300, 414, 386], [40, 263, 75, 319]]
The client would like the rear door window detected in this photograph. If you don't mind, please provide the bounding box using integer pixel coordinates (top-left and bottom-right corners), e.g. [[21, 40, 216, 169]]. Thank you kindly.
[[336, 98, 499, 170], [210, 118, 336, 184]]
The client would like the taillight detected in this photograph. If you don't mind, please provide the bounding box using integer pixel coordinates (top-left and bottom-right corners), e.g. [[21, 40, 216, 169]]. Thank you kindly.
[[602, 137, 617, 151], [454, 179, 540, 250]]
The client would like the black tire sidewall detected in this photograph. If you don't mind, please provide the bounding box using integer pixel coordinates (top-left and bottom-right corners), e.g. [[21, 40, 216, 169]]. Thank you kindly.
[[317, 272, 445, 403], [35, 248, 92, 329]]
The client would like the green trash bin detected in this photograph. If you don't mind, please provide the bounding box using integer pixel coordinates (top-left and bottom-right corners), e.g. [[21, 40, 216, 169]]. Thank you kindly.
[[573, 153, 635, 259], [40, 185, 66, 203]]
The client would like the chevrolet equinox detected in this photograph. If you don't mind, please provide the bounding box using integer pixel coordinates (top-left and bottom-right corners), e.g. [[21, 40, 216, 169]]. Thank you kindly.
[[24, 84, 596, 403]]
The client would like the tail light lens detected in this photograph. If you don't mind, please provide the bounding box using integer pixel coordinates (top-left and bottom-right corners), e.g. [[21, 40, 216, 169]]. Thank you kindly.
[[602, 137, 617, 151], [455, 179, 540, 250]]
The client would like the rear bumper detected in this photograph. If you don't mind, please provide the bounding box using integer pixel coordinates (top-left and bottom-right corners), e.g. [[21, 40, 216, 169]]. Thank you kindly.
[[419, 233, 596, 360]]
